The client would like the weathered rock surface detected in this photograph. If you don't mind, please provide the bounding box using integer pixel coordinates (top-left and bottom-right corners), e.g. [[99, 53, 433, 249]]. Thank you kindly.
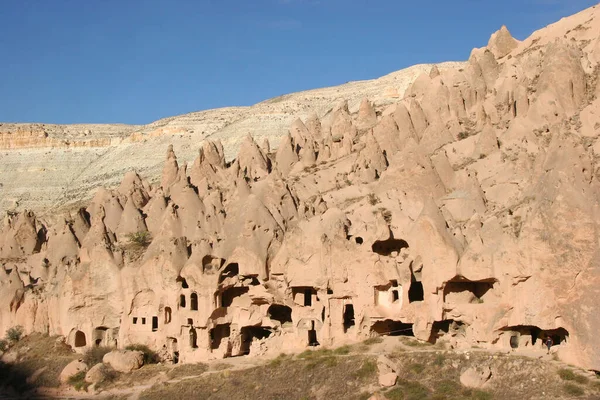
[[102, 350, 144, 372], [0, 4, 600, 373], [59, 359, 88, 383]]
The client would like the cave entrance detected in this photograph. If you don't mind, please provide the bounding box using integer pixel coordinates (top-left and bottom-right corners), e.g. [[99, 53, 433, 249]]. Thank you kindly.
[[190, 292, 199, 311], [167, 337, 179, 364], [371, 236, 408, 256], [292, 287, 316, 307], [92, 327, 108, 347], [308, 321, 319, 346], [176, 276, 189, 289], [189, 327, 198, 349], [210, 324, 231, 350], [180, 294, 186, 308], [343, 304, 355, 332], [374, 280, 401, 306], [74, 330, 87, 347], [152, 316, 158, 332], [240, 326, 272, 355], [443, 278, 495, 304], [267, 304, 292, 325], [219, 263, 239, 284], [164, 307, 172, 324], [408, 281, 424, 302], [221, 286, 249, 307], [370, 320, 414, 337]]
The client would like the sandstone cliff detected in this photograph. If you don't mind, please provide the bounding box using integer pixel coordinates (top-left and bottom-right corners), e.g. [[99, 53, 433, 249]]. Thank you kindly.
[[1, 4, 600, 373]]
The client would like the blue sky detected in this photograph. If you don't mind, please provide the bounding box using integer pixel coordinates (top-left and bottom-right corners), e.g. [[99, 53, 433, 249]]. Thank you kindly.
[[0, 0, 596, 124]]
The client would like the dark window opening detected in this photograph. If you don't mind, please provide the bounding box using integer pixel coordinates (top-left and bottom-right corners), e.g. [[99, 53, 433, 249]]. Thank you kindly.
[[219, 263, 239, 284], [168, 338, 179, 364], [371, 236, 408, 256], [428, 319, 464, 344], [240, 326, 272, 355], [180, 294, 186, 308], [176, 276, 189, 289], [500, 326, 567, 348], [189, 328, 198, 348], [355, 237, 363, 245], [510, 335, 519, 349], [142, 318, 146, 325], [308, 321, 319, 346], [267, 304, 292, 324], [210, 324, 231, 350], [392, 290, 400, 302], [292, 287, 316, 307], [343, 304, 355, 332], [327, 288, 333, 295], [187, 318, 193, 325], [370, 320, 414, 337], [74, 330, 87, 347], [408, 281, 424, 302], [133, 317, 138, 324], [443, 278, 495, 304], [190, 292, 199, 311], [221, 286, 250, 307], [152, 316, 158, 331], [164, 307, 172, 324], [202, 255, 222, 275], [92, 327, 108, 347]]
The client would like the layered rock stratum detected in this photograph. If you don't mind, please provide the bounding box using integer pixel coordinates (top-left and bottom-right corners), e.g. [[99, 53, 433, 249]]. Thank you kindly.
[[1, 4, 600, 373]]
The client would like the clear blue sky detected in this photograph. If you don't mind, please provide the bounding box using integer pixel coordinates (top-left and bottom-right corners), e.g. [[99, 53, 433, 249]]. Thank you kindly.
[[0, 0, 596, 125]]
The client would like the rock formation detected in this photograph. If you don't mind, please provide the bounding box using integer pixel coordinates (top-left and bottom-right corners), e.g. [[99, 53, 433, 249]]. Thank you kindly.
[[1, 4, 600, 373]]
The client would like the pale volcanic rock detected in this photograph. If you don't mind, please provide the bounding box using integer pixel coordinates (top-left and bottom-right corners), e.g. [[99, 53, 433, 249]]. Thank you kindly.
[[487, 26, 519, 59], [103, 350, 144, 372], [2, 4, 600, 374]]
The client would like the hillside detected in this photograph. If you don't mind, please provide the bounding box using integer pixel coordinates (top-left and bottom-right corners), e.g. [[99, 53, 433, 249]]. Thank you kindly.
[[0, 62, 460, 216], [1, 3, 600, 400]]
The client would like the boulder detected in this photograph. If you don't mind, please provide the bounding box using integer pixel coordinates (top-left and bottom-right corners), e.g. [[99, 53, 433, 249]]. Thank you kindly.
[[60, 359, 88, 383], [460, 366, 492, 388], [102, 350, 144, 373], [85, 363, 108, 384]]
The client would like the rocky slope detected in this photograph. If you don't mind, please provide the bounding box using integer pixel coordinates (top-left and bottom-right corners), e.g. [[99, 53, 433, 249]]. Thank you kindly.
[[1, 3, 600, 377], [0, 62, 460, 215]]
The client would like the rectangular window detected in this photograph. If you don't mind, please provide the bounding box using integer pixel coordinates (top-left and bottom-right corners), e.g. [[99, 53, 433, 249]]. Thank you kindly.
[[142, 317, 146, 325]]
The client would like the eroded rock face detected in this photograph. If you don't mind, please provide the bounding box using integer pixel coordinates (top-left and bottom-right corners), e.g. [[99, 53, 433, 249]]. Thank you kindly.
[[1, 5, 600, 371]]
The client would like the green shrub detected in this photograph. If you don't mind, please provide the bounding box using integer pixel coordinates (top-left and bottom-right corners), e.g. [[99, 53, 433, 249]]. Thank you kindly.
[[387, 379, 430, 400], [469, 389, 494, 400], [458, 131, 470, 140], [125, 344, 159, 364], [6, 326, 24, 342], [564, 382, 584, 397], [408, 362, 425, 374], [558, 368, 576, 381], [127, 231, 152, 247], [68, 370, 89, 392], [353, 359, 377, 379], [333, 345, 351, 355], [83, 346, 112, 366], [363, 337, 384, 346], [0, 339, 8, 352]]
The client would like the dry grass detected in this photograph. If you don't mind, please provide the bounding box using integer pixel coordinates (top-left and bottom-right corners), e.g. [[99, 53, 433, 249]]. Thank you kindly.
[[139, 355, 376, 400], [0, 333, 78, 392]]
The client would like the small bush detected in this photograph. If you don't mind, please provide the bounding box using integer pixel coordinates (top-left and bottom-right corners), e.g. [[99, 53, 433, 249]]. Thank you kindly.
[[125, 344, 159, 364], [433, 353, 446, 366], [408, 363, 425, 374], [435, 379, 461, 396], [564, 382, 585, 397], [68, 370, 89, 392], [83, 346, 112, 366], [127, 231, 152, 247], [0, 339, 8, 352], [353, 359, 377, 379], [387, 379, 430, 400], [558, 368, 576, 381], [469, 389, 494, 400], [458, 131, 470, 140], [333, 345, 351, 355], [367, 193, 380, 205], [6, 326, 24, 342], [363, 337, 384, 346]]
